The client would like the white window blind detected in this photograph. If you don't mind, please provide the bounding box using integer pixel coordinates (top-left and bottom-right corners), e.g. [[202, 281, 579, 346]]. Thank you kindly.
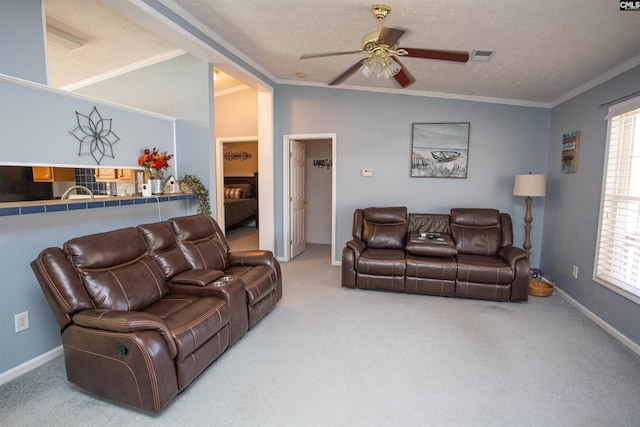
[[595, 97, 640, 301]]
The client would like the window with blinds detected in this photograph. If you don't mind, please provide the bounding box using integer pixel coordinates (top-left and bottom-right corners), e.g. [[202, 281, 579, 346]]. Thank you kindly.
[[595, 97, 640, 302]]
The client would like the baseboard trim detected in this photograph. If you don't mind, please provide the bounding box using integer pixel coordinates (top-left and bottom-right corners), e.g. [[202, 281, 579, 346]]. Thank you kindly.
[[0, 346, 63, 386], [556, 287, 640, 357]]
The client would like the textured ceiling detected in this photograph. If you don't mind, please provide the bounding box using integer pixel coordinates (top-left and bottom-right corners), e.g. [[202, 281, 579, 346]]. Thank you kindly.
[[46, 0, 177, 88], [46, 0, 640, 104]]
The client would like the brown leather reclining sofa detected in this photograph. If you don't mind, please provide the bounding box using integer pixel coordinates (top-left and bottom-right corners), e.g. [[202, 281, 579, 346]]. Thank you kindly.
[[342, 207, 529, 302], [31, 214, 282, 413]]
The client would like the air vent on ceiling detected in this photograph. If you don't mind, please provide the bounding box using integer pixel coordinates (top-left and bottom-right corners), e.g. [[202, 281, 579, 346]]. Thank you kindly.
[[470, 50, 494, 62]]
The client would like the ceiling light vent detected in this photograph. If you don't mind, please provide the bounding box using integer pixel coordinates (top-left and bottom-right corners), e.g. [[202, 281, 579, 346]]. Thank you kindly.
[[471, 50, 494, 62]]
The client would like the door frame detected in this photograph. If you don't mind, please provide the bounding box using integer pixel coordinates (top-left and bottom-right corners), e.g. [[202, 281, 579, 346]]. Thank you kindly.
[[215, 136, 258, 233], [282, 133, 337, 264]]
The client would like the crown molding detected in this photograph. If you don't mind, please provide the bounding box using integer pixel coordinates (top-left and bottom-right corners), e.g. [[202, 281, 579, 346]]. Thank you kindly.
[[60, 49, 186, 91], [549, 54, 640, 108], [278, 79, 550, 108], [214, 84, 251, 98]]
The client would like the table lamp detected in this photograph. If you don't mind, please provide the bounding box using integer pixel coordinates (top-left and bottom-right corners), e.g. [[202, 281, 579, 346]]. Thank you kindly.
[[513, 173, 546, 256]]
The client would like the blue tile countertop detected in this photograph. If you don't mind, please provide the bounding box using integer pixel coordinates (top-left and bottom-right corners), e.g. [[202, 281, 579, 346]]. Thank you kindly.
[[0, 194, 197, 217]]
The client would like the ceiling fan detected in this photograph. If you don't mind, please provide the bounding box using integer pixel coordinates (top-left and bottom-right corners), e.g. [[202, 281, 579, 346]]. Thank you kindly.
[[299, 4, 469, 88]]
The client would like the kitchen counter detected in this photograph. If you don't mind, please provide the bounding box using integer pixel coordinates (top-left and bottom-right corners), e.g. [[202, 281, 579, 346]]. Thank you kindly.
[[0, 194, 196, 216]]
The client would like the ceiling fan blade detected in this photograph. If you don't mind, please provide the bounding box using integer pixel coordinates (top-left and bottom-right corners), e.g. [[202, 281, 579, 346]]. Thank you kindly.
[[300, 51, 362, 60], [377, 27, 405, 47], [392, 58, 416, 88], [403, 48, 469, 63], [328, 60, 365, 86]]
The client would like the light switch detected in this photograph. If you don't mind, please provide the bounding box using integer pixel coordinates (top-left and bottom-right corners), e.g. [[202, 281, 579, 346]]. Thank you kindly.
[[361, 168, 373, 177]]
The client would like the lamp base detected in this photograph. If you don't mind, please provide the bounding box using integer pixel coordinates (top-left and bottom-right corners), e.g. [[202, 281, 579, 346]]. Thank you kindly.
[[523, 196, 533, 255]]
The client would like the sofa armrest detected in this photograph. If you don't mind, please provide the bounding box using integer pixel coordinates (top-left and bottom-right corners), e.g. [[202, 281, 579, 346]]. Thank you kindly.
[[499, 245, 528, 270], [171, 269, 224, 286], [228, 249, 283, 302], [345, 239, 367, 258], [342, 239, 366, 288], [499, 245, 530, 301], [228, 250, 276, 267], [73, 309, 177, 358]]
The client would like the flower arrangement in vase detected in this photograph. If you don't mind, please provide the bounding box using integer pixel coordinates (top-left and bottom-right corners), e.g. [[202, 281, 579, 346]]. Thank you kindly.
[[138, 148, 173, 194]]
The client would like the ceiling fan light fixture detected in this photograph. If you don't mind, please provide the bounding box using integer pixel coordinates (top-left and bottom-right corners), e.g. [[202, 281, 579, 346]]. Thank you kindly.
[[384, 57, 401, 77], [360, 54, 401, 79], [302, 3, 466, 88], [360, 62, 373, 78], [369, 55, 385, 74]]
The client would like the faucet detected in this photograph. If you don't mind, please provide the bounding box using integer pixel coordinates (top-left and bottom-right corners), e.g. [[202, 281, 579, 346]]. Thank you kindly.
[[61, 185, 94, 199]]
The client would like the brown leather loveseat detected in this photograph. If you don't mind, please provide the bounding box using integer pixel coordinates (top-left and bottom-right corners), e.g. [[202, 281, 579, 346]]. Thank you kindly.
[[31, 214, 281, 413], [342, 207, 529, 302]]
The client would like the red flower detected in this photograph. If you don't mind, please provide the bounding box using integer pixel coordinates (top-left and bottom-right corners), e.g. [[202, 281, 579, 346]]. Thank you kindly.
[[138, 147, 173, 170]]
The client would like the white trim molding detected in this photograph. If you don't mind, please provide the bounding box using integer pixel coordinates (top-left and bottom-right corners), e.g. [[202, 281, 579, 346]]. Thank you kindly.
[[556, 287, 640, 357], [0, 346, 63, 386], [60, 49, 186, 91]]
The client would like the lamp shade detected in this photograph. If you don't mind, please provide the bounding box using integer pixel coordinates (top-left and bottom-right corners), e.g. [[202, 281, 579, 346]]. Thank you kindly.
[[513, 174, 546, 197]]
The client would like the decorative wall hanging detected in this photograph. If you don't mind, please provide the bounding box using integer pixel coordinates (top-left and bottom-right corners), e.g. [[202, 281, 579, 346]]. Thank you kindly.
[[313, 159, 332, 170], [69, 106, 120, 165], [561, 131, 580, 173], [224, 150, 253, 161], [411, 123, 470, 178]]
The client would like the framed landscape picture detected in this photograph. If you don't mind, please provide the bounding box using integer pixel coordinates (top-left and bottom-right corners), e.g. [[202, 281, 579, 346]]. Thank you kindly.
[[411, 122, 470, 178]]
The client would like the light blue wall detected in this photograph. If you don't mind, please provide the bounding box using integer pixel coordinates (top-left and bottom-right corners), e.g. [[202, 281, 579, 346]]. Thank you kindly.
[[274, 85, 550, 265], [73, 54, 217, 215], [0, 76, 175, 167], [543, 64, 640, 346], [0, 0, 47, 84]]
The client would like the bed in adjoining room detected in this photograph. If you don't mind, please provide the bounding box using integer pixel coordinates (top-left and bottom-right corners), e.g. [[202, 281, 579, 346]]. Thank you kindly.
[[224, 173, 258, 229]]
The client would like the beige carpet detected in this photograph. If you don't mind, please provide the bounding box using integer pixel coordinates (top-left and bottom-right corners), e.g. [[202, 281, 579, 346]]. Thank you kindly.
[[1, 244, 639, 426]]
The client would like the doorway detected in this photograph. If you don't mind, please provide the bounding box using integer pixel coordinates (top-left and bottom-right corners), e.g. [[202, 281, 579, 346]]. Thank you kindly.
[[217, 139, 259, 250], [283, 134, 337, 264], [215, 136, 260, 247]]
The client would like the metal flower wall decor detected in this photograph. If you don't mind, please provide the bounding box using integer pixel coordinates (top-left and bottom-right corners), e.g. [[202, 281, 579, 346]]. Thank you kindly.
[[224, 150, 253, 161], [70, 106, 120, 165]]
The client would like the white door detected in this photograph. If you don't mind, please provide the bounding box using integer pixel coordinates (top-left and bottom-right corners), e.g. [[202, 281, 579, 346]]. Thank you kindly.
[[290, 140, 306, 258]]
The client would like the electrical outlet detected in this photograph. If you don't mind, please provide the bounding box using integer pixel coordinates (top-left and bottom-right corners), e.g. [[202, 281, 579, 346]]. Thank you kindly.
[[15, 311, 29, 333], [572, 265, 578, 279]]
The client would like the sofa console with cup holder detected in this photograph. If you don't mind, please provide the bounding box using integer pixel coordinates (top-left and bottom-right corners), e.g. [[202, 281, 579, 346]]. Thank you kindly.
[[342, 207, 530, 302], [31, 214, 281, 413]]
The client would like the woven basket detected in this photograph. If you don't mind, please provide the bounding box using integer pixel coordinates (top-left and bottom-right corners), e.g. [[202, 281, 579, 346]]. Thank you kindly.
[[529, 279, 555, 297], [179, 181, 194, 194]]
